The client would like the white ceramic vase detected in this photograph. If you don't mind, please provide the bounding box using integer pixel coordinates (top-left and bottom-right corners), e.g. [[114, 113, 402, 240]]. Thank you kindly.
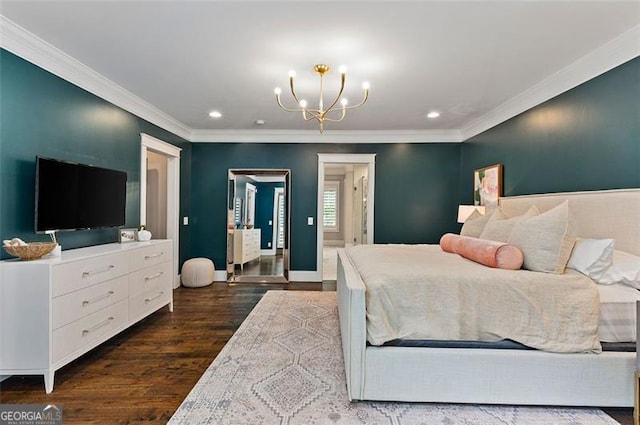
[[138, 229, 152, 242]]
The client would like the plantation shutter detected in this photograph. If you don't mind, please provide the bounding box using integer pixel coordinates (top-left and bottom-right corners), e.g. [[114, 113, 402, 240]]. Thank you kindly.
[[323, 182, 339, 230]]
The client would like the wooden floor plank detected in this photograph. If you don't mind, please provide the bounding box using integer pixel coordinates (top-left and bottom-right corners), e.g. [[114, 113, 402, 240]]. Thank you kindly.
[[0, 282, 632, 424]]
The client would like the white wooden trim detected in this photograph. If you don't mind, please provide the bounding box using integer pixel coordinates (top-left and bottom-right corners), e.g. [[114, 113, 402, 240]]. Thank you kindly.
[[191, 129, 462, 144], [288, 270, 322, 282], [0, 16, 191, 141], [140, 133, 182, 288], [141, 133, 182, 157], [2, 16, 637, 145], [461, 25, 640, 141], [317, 154, 375, 279], [213, 270, 228, 282]]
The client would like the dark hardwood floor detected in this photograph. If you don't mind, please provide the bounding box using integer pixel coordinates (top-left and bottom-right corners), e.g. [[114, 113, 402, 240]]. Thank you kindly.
[[0, 283, 633, 424], [234, 253, 284, 277]]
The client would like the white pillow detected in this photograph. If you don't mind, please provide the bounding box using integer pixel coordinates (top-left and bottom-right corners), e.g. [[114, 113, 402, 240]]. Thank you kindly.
[[507, 201, 575, 274], [596, 250, 640, 289], [479, 206, 539, 243], [460, 209, 491, 238], [566, 238, 615, 281]]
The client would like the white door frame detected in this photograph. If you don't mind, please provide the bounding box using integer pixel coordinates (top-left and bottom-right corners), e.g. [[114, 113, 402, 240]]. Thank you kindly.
[[140, 133, 182, 288], [317, 153, 375, 280]]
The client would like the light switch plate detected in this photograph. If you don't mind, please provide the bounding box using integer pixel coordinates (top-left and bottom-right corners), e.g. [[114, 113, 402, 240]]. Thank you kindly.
[[183, 217, 189, 225], [307, 217, 314, 225]]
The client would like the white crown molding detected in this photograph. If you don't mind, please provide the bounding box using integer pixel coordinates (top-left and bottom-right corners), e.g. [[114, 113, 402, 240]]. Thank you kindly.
[[461, 24, 640, 142], [190, 129, 462, 143], [0, 16, 192, 141], [2, 15, 637, 145]]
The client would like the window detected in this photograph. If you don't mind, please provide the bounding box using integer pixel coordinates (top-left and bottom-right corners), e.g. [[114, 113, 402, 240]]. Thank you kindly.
[[277, 191, 285, 249], [323, 181, 340, 231]]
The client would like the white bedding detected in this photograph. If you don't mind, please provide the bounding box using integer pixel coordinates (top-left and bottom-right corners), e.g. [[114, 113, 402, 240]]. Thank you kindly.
[[346, 244, 602, 353], [598, 283, 640, 342]]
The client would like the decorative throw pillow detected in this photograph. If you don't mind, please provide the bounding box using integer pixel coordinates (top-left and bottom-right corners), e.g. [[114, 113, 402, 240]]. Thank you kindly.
[[507, 201, 575, 274], [566, 238, 615, 281], [479, 206, 539, 243], [440, 233, 523, 270], [596, 250, 640, 289], [460, 209, 491, 238]]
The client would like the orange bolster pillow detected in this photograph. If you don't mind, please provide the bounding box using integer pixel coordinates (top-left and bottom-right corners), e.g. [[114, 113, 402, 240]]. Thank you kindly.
[[439, 233, 524, 270]]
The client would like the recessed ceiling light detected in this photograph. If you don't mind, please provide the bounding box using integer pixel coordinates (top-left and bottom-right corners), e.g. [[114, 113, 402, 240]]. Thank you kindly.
[[427, 111, 440, 119], [209, 111, 222, 118], [255, 120, 265, 125]]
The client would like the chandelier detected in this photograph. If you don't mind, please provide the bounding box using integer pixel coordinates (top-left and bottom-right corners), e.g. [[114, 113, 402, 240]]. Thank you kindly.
[[274, 64, 369, 133]]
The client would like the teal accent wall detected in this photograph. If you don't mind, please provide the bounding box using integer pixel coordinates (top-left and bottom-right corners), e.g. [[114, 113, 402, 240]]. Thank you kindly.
[[0, 49, 192, 263], [189, 143, 462, 271], [4, 45, 636, 274], [254, 181, 285, 249], [459, 57, 640, 203]]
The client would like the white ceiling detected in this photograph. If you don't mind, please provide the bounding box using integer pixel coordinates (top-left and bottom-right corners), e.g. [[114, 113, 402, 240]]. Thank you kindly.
[[1, 1, 639, 142]]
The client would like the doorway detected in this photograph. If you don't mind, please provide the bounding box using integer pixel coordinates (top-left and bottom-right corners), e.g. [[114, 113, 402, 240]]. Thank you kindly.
[[140, 133, 181, 288], [227, 169, 291, 283], [317, 154, 375, 282]]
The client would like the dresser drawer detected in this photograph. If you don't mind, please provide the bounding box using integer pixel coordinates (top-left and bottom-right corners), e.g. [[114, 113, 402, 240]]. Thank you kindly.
[[128, 261, 172, 297], [129, 243, 172, 270], [52, 276, 129, 330], [52, 252, 130, 297], [52, 299, 128, 364], [129, 285, 171, 322]]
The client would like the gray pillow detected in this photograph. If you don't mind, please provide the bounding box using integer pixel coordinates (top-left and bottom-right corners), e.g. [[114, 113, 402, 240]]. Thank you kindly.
[[508, 201, 576, 274], [479, 206, 539, 242], [460, 209, 491, 238]]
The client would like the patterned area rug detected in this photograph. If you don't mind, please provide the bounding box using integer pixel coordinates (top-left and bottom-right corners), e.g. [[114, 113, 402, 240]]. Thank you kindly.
[[169, 291, 619, 425]]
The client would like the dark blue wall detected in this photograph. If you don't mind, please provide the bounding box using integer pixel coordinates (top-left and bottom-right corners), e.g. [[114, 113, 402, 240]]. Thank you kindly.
[[189, 143, 462, 271], [3, 46, 637, 275], [459, 57, 640, 203], [0, 49, 192, 264], [254, 182, 285, 249]]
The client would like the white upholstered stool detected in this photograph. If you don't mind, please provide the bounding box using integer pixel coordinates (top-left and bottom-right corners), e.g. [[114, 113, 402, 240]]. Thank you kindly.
[[181, 258, 215, 288]]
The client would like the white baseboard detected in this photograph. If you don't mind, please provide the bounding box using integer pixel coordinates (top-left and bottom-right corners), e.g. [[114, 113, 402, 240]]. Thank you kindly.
[[323, 240, 345, 247], [288, 270, 322, 282], [260, 249, 275, 256], [214, 270, 228, 282], [202, 270, 322, 283]]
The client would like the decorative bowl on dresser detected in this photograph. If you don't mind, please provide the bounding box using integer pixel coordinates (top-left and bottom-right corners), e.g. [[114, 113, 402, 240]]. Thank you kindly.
[[3, 242, 57, 260]]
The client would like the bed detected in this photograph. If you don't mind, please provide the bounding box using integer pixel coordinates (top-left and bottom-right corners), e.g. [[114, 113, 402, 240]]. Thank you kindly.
[[337, 189, 639, 406]]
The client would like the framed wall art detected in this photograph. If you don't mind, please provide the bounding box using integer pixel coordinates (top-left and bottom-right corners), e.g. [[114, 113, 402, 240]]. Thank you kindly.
[[118, 228, 138, 243], [473, 163, 503, 210]]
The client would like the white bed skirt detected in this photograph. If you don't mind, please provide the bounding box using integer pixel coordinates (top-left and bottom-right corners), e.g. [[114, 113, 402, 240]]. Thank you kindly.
[[361, 346, 633, 406], [337, 249, 636, 406]]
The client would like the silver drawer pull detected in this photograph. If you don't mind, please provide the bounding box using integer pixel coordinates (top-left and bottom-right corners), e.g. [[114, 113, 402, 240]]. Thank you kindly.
[[144, 252, 164, 260], [144, 292, 164, 303], [82, 317, 114, 334], [82, 291, 114, 306], [82, 265, 115, 277], [144, 271, 164, 281]]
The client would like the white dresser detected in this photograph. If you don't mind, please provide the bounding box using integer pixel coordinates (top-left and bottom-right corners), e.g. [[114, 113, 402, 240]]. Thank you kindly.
[[0, 240, 173, 393], [233, 229, 261, 270]]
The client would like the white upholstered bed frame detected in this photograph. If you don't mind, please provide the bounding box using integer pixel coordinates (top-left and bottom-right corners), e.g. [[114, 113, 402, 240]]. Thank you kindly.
[[337, 188, 639, 406]]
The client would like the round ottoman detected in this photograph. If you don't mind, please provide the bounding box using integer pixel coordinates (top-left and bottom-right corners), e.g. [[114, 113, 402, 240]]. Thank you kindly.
[[181, 258, 215, 288]]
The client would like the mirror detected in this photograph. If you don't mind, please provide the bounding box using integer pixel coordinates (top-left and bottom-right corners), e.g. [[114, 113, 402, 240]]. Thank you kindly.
[[227, 169, 290, 283]]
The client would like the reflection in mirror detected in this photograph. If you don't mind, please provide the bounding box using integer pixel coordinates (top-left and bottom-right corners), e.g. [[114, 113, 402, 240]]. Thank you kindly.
[[227, 169, 290, 283]]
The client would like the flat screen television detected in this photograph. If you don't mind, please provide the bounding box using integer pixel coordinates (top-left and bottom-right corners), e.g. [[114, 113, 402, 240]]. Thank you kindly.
[[35, 157, 127, 233]]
